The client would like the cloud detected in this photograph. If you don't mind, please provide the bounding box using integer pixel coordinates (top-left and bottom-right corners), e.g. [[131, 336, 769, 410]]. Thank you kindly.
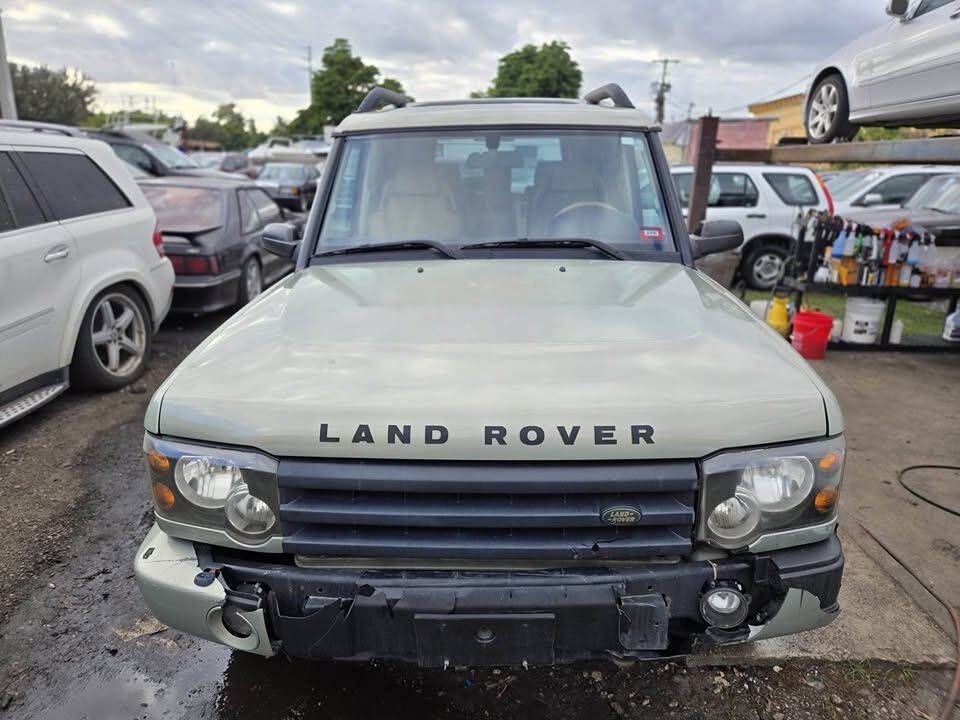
[[83, 13, 127, 39], [0, 0, 887, 129]]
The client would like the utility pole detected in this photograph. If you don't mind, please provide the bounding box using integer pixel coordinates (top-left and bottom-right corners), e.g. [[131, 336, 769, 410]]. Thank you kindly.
[[0, 11, 18, 119], [686, 102, 695, 121], [304, 45, 313, 106], [650, 58, 680, 126]]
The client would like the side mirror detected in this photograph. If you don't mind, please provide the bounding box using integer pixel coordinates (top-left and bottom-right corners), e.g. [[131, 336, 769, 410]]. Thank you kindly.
[[862, 192, 884, 206], [885, 0, 908, 17], [262, 222, 300, 260], [691, 220, 743, 259]]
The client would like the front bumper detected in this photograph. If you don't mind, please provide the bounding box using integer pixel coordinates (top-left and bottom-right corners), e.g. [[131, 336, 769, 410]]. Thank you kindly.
[[134, 524, 842, 666], [169, 270, 241, 314]]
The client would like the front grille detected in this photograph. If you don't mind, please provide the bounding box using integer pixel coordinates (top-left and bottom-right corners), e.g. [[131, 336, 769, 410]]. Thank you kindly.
[[277, 460, 698, 560]]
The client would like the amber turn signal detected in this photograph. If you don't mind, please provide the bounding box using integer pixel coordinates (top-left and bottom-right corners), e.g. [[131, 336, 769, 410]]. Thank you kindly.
[[814, 486, 838, 513], [147, 449, 170, 473], [818, 451, 842, 473], [152, 482, 176, 510]]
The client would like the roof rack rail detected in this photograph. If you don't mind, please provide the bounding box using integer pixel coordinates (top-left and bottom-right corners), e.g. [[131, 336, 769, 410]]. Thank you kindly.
[[583, 83, 635, 109], [0, 119, 85, 137], [357, 86, 411, 113]]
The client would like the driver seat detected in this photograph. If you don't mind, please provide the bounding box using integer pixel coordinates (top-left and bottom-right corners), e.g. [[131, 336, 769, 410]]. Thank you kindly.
[[527, 163, 608, 237]]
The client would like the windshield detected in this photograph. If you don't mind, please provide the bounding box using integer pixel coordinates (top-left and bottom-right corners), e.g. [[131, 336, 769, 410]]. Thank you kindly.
[[906, 174, 960, 213], [259, 163, 307, 180], [316, 129, 675, 256], [148, 143, 199, 169], [826, 170, 882, 201], [141, 185, 224, 232]]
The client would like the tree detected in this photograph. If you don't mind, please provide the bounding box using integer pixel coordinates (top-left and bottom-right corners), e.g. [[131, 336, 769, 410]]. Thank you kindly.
[[288, 38, 410, 134], [10, 64, 96, 125], [188, 103, 263, 150], [482, 42, 581, 99]]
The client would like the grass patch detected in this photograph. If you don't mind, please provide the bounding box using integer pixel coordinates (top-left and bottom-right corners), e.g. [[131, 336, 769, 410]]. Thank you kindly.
[[743, 290, 948, 338]]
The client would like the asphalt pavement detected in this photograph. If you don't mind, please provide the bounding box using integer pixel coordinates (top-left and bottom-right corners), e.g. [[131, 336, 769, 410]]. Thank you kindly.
[[0, 314, 956, 719]]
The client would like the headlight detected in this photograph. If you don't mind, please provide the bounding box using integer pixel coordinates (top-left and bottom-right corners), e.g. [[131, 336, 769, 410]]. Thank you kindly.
[[700, 436, 844, 550], [144, 434, 279, 544], [280, 185, 299, 194], [175, 456, 241, 509]]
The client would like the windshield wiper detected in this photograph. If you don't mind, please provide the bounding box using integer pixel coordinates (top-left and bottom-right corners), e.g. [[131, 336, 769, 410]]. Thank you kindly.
[[921, 206, 951, 214], [315, 240, 463, 260], [460, 237, 629, 260]]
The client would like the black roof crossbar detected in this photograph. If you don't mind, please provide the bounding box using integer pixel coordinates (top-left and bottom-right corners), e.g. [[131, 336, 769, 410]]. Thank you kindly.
[[357, 86, 412, 113], [583, 83, 635, 109]]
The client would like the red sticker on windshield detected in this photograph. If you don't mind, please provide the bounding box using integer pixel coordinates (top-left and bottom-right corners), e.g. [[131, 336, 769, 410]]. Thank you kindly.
[[641, 227, 664, 242]]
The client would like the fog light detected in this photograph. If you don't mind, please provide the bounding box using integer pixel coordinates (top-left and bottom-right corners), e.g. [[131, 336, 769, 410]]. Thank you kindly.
[[221, 604, 253, 638], [700, 586, 750, 629]]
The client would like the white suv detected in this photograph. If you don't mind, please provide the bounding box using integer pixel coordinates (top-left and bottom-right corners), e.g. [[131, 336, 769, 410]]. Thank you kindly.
[[671, 163, 831, 289], [0, 123, 174, 428]]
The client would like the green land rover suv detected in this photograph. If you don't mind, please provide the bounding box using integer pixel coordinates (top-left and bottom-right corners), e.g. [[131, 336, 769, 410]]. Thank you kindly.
[[134, 84, 845, 666]]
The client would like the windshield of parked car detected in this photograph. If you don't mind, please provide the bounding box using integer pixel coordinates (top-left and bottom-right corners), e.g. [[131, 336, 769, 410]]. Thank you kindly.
[[906, 174, 960, 214], [827, 170, 882, 201], [259, 163, 308, 180], [316, 129, 675, 256], [141, 185, 225, 232], [148, 143, 199, 170]]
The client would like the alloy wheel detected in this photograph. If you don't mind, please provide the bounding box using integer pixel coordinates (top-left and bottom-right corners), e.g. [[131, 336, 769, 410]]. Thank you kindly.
[[807, 83, 838, 140], [753, 252, 784, 287], [90, 293, 147, 377]]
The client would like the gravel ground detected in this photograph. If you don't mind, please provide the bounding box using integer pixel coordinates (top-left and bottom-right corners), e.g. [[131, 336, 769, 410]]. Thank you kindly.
[[0, 313, 955, 719]]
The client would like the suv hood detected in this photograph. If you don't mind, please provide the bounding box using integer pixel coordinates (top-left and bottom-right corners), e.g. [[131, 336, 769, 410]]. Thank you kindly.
[[151, 260, 836, 460]]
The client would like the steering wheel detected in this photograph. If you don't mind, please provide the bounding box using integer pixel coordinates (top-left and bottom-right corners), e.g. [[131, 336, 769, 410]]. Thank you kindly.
[[553, 201, 619, 219]]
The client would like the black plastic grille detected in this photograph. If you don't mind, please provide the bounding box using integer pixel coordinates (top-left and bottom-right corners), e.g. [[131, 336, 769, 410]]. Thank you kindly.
[[277, 460, 698, 560]]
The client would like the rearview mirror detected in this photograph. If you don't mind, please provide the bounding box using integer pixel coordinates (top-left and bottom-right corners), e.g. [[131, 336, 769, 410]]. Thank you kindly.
[[885, 0, 908, 17], [262, 222, 300, 260], [690, 220, 743, 259], [862, 192, 884, 206]]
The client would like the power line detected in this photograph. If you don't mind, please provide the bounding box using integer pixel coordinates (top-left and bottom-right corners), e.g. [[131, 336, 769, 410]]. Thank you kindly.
[[650, 58, 680, 125]]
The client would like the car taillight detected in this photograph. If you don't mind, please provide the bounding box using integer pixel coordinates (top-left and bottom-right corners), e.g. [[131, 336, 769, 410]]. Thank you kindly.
[[168, 255, 219, 275], [152, 223, 165, 257], [816, 173, 834, 217]]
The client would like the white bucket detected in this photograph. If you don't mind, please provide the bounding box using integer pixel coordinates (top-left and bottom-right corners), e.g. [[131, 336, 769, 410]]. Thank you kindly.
[[841, 298, 884, 344], [749, 300, 769, 318]]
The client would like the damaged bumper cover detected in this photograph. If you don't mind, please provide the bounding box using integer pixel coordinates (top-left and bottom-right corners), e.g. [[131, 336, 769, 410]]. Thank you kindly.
[[133, 523, 842, 666]]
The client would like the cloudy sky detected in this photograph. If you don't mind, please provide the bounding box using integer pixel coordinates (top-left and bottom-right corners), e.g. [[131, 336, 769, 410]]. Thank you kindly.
[[4, 0, 887, 129]]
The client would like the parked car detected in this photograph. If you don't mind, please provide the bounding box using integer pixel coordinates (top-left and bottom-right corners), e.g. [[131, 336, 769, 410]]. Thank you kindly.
[[827, 165, 960, 216], [804, 0, 960, 143], [845, 173, 960, 245], [138, 177, 304, 313], [671, 163, 832, 288], [190, 151, 259, 179], [0, 122, 173, 428], [255, 162, 320, 211], [135, 85, 846, 667], [88, 129, 236, 179], [248, 136, 315, 165]]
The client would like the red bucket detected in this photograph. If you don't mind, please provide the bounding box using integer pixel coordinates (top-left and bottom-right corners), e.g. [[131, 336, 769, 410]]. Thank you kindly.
[[791, 310, 834, 359]]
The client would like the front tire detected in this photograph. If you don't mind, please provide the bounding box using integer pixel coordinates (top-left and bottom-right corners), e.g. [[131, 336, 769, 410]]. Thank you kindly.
[[744, 244, 788, 290], [71, 286, 151, 391], [806, 74, 858, 144], [238, 257, 262, 306]]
